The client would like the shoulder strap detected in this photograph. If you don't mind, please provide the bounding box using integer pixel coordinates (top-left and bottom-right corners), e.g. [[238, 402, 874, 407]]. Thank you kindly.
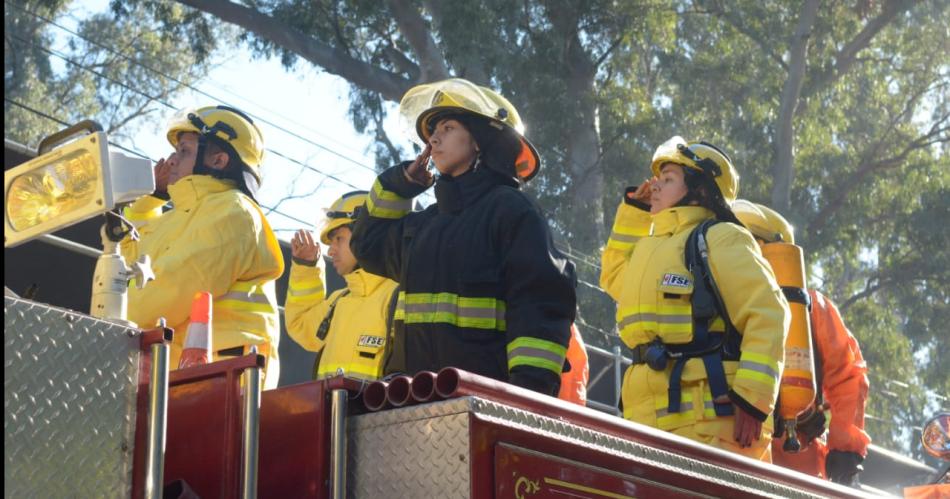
[[315, 289, 351, 341], [312, 289, 350, 379]]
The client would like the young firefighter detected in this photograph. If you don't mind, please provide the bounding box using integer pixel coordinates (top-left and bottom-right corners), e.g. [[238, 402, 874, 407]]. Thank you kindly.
[[600, 136, 790, 461], [350, 78, 576, 396], [121, 105, 284, 389], [732, 200, 870, 486], [284, 191, 399, 381]]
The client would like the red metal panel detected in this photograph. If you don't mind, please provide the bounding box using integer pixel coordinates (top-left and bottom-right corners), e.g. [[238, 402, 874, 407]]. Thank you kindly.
[[495, 443, 702, 499], [257, 376, 368, 499], [163, 355, 262, 498]]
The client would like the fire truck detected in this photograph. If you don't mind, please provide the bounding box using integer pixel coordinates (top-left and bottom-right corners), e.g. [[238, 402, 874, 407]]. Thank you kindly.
[[3, 129, 940, 498]]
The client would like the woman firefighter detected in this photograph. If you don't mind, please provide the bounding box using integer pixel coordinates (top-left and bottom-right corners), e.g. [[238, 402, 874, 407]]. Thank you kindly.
[[350, 78, 576, 396], [600, 136, 790, 460]]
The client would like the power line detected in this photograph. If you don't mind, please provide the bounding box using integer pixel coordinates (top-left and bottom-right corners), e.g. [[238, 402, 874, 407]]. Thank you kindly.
[[5, 97, 322, 230], [9, 33, 369, 193], [6, 1, 383, 176]]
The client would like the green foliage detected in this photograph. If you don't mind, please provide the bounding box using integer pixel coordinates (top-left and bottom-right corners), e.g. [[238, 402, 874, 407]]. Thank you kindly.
[[3, 0, 223, 148]]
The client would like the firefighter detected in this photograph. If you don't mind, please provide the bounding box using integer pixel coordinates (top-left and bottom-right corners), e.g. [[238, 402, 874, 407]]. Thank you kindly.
[[350, 78, 576, 396], [600, 136, 789, 461], [121, 105, 284, 389], [558, 323, 590, 406], [732, 200, 870, 486], [284, 191, 399, 381]]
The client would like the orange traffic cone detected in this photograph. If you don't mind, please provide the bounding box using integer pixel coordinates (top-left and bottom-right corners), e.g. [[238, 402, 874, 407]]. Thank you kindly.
[[179, 292, 212, 369]]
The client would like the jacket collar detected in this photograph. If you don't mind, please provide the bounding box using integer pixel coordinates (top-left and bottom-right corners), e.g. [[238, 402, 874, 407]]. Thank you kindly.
[[167, 175, 237, 210], [652, 206, 715, 236], [434, 165, 514, 214], [343, 268, 390, 297]]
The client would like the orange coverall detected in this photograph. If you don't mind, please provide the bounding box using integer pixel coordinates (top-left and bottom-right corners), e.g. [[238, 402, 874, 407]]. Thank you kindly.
[[772, 290, 871, 478], [558, 323, 590, 405]]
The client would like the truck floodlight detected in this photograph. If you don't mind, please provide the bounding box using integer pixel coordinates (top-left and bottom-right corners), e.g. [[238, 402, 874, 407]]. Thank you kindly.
[[4, 120, 154, 248]]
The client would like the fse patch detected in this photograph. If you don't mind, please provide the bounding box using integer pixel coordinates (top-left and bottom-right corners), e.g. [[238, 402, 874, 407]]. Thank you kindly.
[[358, 335, 385, 348], [662, 273, 691, 288]]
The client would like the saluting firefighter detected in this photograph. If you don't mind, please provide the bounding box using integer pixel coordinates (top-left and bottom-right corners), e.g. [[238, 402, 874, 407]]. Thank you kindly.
[[350, 78, 576, 396], [285, 191, 399, 381], [122, 105, 284, 389], [600, 136, 790, 461], [733, 200, 870, 485]]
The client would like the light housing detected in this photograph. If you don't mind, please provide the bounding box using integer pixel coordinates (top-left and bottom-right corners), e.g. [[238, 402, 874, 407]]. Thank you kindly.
[[4, 122, 154, 248]]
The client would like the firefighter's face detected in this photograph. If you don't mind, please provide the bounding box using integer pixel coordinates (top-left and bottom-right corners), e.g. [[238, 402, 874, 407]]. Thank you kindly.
[[650, 163, 690, 214], [327, 226, 358, 276], [429, 118, 478, 177], [166, 132, 228, 186]]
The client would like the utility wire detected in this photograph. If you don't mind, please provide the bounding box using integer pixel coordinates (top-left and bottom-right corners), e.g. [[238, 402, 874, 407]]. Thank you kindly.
[[9, 34, 367, 192], [5, 97, 319, 229], [6, 1, 383, 176]]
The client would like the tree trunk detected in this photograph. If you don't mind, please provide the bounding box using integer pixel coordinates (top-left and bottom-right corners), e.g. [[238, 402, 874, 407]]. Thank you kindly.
[[770, 0, 819, 213]]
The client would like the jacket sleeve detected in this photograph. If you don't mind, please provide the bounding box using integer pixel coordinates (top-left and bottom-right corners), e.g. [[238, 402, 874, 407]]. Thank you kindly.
[[707, 225, 790, 421], [350, 162, 429, 281], [284, 261, 332, 352], [123, 198, 283, 331], [600, 200, 652, 301], [499, 195, 577, 396], [119, 195, 167, 258], [810, 290, 871, 456]]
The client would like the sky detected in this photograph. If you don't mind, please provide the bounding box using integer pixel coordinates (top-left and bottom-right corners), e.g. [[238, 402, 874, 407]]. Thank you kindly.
[[57, 0, 429, 243]]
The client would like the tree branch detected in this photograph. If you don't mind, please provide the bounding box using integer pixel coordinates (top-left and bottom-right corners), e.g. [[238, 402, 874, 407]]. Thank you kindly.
[[175, 0, 412, 101], [385, 0, 449, 82], [804, 0, 915, 97], [810, 114, 950, 230], [699, 1, 789, 71]]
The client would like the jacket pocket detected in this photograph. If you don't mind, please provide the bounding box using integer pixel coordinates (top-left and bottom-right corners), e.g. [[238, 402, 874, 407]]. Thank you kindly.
[[655, 268, 694, 345]]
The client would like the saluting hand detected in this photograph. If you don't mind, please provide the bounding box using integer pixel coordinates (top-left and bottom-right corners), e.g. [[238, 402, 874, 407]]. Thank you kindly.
[[405, 144, 434, 186], [291, 229, 321, 264], [626, 178, 653, 205], [154, 157, 172, 196]]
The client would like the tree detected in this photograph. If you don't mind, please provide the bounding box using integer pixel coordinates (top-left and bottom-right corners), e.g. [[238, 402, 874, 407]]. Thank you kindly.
[[133, 0, 947, 449], [4, 0, 224, 148]]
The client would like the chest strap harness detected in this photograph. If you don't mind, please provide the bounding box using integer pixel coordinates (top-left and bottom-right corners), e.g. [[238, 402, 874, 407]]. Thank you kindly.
[[630, 220, 740, 417]]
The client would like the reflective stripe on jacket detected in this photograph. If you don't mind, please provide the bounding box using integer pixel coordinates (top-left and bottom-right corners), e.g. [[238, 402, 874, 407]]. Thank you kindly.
[[122, 175, 284, 389], [351, 164, 576, 395], [285, 263, 398, 380], [601, 202, 788, 457]]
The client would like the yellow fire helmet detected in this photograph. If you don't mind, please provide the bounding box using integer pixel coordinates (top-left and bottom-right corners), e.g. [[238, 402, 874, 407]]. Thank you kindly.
[[650, 136, 739, 203], [732, 199, 796, 244], [166, 105, 266, 185], [399, 78, 541, 181], [319, 190, 368, 244]]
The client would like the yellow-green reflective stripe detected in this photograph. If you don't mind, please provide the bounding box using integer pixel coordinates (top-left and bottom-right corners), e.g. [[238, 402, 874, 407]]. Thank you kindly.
[[367, 180, 411, 218], [508, 355, 562, 374], [507, 337, 566, 374], [317, 363, 380, 380], [219, 284, 274, 313], [400, 292, 506, 330], [608, 231, 641, 244], [288, 286, 324, 297]]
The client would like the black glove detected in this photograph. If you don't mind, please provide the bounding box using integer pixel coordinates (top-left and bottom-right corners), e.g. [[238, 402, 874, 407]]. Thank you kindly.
[[795, 407, 828, 447], [825, 450, 863, 487]]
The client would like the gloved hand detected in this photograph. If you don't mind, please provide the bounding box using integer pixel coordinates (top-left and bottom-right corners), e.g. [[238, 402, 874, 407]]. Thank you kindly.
[[825, 450, 864, 487], [624, 179, 653, 211], [795, 406, 828, 447]]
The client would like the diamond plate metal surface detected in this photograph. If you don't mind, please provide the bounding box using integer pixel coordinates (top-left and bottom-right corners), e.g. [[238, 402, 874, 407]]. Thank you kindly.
[[349, 397, 823, 499], [5, 297, 141, 498], [348, 400, 473, 498]]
